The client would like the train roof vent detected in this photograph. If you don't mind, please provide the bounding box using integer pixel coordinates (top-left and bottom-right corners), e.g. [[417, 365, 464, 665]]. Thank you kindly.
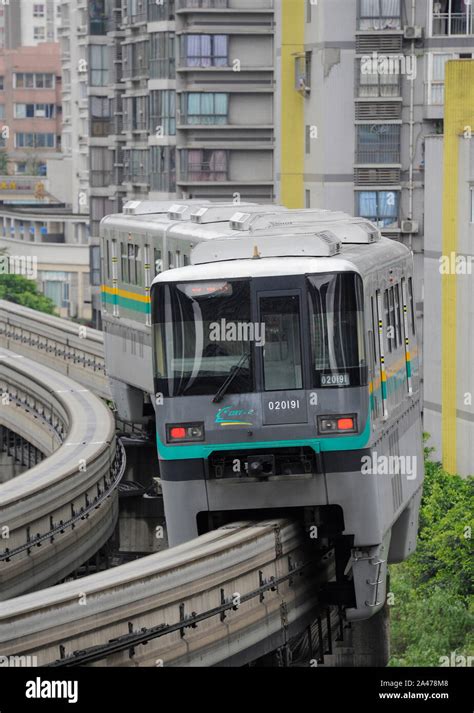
[[229, 209, 350, 232], [190, 202, 263, 224], [167, 203, 200, 221], [327, 219, 381, 244], [191, 229, 341, 264], [123, 200, 207, 216]]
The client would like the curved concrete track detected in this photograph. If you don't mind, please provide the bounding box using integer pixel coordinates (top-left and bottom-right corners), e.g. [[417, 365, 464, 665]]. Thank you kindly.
[[0, 348, 119, 600]]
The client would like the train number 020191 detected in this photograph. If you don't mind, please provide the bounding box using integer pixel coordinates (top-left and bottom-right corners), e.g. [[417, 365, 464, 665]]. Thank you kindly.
[[267, 400, 300, 411]]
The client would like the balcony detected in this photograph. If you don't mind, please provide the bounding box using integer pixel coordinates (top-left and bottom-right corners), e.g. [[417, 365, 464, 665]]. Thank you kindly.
[[432, 12, 474, 36]]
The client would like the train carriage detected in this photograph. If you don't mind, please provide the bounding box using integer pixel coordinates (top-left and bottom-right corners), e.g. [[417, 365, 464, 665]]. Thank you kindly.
[[100, 202, 423, 622]]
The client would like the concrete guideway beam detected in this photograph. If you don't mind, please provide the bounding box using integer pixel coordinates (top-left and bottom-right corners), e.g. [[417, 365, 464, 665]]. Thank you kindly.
[[0, 348, 119, 600]]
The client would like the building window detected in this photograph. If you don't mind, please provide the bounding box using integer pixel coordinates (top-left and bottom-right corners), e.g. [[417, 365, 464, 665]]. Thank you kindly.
[[432, 0, 474, 36], [124, 149, 149, 184], [181, 149, 228, 181], [33, 26, 46, 40], [89, 0, 106, 35], [357, 190, 399, 228], [0, 105, 4, 119], [89, 45, 109, 86], [356, 59, 401, 97], [33, 4, 45, 17], [470, 187, 474, 223], [182, 35, 228, 68], [91, 197, 120, 237], [90, 146, 113, 187], [90, 245, 101, 286], [14, 104, 55, 118], [122, 40, 149, 80], [90, 96, 111, 136], [425, 52, 459, 105], [183, 93, 228, 125], [123, 94, 149, 131], [0, 77, 3, 90], [356, 124, 401, 163], [147, 0, 175, 21], [150, 146, 176, 192], [150, 90, 176, 135], [149, 33, 175, 79], [15, 133, 55, 148], [358, 0, 401, 30], [14, 73, 54, 89]]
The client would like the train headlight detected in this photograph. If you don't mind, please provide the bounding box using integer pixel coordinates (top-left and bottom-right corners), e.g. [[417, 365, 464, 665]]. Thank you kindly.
[[317, 415, 357, 434], [166, 422, 205, 443]]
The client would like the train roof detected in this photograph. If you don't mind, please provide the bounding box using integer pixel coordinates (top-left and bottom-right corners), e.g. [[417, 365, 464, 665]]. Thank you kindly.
[[152, 237, 410, 285], [100, 200, 411, 283]]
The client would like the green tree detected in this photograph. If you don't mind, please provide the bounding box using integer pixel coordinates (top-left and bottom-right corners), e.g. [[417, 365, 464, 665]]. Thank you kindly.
[[389, 441, 473, 666], [0, 274, 56, 314]]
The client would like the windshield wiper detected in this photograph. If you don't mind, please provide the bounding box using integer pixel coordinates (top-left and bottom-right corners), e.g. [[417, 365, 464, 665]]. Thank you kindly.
[[212, 352, 251, 403]]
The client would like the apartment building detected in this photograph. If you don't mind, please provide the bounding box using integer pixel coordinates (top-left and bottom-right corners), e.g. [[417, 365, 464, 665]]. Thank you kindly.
[[0, 43, 62, 175], [2, 0, 62, 49], [423, 60, 474, 477]]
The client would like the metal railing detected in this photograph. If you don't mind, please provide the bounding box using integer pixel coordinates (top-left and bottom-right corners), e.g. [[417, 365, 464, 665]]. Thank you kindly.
[[432, 12, 474, 36]]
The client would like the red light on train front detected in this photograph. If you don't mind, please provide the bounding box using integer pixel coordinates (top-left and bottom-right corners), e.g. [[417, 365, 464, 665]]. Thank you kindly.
[[317, 415, 357, 434], [166, 423, 205, 443], [337, 418, 354, 431], [169, 427, 186, 440]]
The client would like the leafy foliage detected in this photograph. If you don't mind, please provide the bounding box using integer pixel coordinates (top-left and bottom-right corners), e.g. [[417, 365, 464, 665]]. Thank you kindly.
[[0, 275, 56, 315], [389, 437, 473, 666]]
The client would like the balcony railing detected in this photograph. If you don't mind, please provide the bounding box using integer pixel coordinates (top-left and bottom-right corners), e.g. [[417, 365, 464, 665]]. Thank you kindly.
[[432, 12, 474, 36], [178, 54, 229, 68], [177, 0, 228, 8], [124, 117, 149, 132], [355, 148, 401, 164], [178, 112, 228, 125], [182, 162, 228, 181], [357, 16, 402, 31]]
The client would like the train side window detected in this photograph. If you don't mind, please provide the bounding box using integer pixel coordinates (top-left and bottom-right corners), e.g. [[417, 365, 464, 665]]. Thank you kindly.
[[408, 277, 416, 335], [135, 245, 143, 287], [128, 243, 135, 284], [371, 295, 378, 363], [106, 239, 110, 280], [394, 284, 402, 347], [154, 249, 162, 275], [121, 242, 129, 283], [389, 287, 396, 349], [383, 290, 391, 353]]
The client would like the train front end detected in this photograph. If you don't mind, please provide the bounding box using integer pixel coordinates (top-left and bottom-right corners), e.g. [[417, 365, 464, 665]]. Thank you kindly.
[[151, 258, 373, 546]]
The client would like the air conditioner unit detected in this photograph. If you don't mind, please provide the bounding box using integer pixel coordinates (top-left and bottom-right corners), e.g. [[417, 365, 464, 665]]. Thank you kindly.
[[404, 25, 423, 39], [401, 219, 419, 234]]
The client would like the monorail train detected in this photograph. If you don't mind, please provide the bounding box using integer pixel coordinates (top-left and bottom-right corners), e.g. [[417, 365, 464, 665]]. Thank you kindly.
[[100, 202, 423, 622]]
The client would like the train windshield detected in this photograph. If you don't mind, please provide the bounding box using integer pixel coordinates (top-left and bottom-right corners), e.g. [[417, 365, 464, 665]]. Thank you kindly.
[[153, 280, 253, 397], [307, 272, 367, 387]]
